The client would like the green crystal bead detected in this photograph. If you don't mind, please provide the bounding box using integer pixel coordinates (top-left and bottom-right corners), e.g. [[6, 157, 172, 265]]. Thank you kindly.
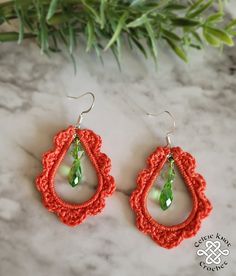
[[71, 138, 83, 159], [67, 137, 84, 187], [159, 181, 173, 210], [159, 157, 175, 211], [68, 159, 82, 187]]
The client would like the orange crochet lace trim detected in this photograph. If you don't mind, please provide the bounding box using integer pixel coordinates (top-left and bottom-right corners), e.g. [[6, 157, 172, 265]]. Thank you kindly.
[[130, 146, 212, 249], [36, 126, 115, 226]]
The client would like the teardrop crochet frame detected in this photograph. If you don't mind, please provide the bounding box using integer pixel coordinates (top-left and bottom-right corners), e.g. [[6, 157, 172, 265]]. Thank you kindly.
[[36, 126, 115, 226], [130, 146, 212, 249]]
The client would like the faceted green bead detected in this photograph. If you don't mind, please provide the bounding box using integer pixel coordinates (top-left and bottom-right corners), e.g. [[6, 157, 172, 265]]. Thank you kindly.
[[159, 156, 175, 211], [71, 138, 83, 159], [67, 137, 84, 187], [68, 159, 82, 187], [159, 181, 173, 210]]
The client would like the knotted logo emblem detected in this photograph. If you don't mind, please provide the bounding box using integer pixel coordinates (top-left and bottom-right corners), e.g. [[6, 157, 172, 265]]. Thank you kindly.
[[195, 233, 231, 272], [197, 240, 229, 265]]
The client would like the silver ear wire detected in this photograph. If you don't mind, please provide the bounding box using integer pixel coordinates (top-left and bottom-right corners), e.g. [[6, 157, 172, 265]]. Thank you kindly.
[[67, 92, 95, 128], [146, 110, 176, 147]]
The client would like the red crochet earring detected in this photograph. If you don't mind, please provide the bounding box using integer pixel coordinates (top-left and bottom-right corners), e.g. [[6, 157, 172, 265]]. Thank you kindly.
[[130, 111, 212, 249], [36, 92, 115, 226]]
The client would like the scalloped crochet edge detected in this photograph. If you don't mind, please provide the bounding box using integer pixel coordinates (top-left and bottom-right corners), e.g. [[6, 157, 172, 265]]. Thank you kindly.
[[130, 146, 212, 249], [36, 126, 115, 226]]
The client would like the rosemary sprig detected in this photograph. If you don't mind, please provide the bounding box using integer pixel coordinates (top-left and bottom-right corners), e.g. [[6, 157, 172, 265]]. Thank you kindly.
[[0, 0, 235, 67]]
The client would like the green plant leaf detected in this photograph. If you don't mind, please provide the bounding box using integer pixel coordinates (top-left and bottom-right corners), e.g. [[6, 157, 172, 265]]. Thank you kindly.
[[38, 5, 49, 53], [164, 4, 187, 10], [0, 32, 33, 42], [165, 38, 188, 62], [130, 35, 148, 58], [145, 20, 158, 59], [46, 0, 59, 21], [191, 31, 203, 47], [162, 29, 181, 41], [127, 14, 147, 28], [15, 4, 24, 44], [0, 31, 19, 42], [225, 19, 236, 31], [68, 23, 75, 54], [81, 0, 101, 24], [218, 0, 223, 13], [188, 0, 213, 18], [171, 18, 200, 27], [206, 12, 223, 23], [86, 19, 95, 52], [205, 26, 234, 46], [110, 44, 121, 71], [100, 0, 106, 29], [104, 11, 128, 51], [129, 0, 146, 7], [188, 0, 205, 13], [203, 29, 220, 47], [189, 43, 202, 50], [47, 13, 70, 26]]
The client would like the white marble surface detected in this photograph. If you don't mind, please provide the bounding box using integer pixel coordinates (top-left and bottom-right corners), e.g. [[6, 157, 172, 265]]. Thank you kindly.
[[0, 5, 236, 276]]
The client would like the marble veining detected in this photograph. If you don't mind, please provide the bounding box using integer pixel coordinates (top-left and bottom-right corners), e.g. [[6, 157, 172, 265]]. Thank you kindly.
[[0, 3, 236, 276]]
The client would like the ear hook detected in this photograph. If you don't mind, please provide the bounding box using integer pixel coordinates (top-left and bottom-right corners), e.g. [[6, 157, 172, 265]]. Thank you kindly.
[[146, 110, 176, 147], [67, 92, 95, 128]]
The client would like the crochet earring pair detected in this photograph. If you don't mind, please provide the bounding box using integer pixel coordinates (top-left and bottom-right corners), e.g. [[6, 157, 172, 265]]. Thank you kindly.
[[36, 92, 212, 249]]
